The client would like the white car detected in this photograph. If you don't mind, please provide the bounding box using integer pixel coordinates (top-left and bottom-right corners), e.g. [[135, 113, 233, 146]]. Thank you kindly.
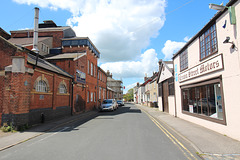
[[100, 99, 117, 111]]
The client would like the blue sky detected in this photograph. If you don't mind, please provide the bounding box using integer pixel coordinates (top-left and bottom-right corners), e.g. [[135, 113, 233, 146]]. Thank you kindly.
[[0, 0, 229, 93]]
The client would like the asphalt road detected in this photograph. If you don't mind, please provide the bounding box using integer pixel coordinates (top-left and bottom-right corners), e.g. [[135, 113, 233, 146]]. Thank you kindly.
[[0, 104, 200, 160]]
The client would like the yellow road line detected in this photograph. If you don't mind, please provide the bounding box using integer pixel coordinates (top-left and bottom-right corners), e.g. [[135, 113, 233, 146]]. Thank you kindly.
[[142, 109, 198, 160]]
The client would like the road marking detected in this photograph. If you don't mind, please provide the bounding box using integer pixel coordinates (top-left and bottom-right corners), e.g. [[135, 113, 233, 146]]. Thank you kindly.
[[27, 127, 69, 147], [141, 109, 198, 160]]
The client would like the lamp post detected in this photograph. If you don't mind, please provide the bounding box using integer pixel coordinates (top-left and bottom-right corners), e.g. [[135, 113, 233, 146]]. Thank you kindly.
[[209, 3, 236, 25]]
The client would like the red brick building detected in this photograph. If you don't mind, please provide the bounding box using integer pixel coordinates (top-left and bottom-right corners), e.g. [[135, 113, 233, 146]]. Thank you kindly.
[[97, 67, 107, 106], [47, 37, 101, 112], [0, 35, 73, 127], [0, 21, 109, 128]]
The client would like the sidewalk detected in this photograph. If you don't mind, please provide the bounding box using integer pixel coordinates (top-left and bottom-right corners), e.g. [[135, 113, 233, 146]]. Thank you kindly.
[[136, 104, 240, 160], [0, 111, 98, 151]]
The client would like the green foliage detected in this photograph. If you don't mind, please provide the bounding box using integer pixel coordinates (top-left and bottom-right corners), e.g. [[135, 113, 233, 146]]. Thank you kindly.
[[1, 123, 15, 132], [124, 88, 134, 102]]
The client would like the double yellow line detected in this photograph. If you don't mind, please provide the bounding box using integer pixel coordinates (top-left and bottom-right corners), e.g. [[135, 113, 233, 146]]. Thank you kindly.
[[142, 109, 198, 160]]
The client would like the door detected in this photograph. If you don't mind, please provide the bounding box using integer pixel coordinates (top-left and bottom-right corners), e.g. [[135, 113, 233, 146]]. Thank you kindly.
[[162, 80, 169, 113]]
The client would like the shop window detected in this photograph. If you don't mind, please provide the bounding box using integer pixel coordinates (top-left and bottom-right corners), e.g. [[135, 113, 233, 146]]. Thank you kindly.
[[180, 49, 188, 71], [181, 79, 224, 123], [199, 23, 218, 60], [59, 83, 67, 94]]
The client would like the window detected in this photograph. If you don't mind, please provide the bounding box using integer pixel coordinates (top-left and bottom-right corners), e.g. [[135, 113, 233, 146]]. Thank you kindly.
[[88, 60, 90, 74], [200, 23, 217, 60], [180, 49, 188, 71], [94, 66, 96, 77], [94, 92, 96, 102], [158, 83, 162, 96], [59, 83, 67, 94], [181, 79, 225, 123], [87, 91, 89, 103], [168, 77, 174, 96], [91, 92, 93, 102], [103, 89, 105, 99], [99, 87, 101, 99], [36, 80, 48, 92], [91, 63, 93, 76]]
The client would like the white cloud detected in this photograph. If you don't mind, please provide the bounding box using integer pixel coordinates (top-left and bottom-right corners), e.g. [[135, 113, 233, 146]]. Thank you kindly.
[[161, 40, 186, 60], [184, 36, 191, 42], [13, 0, 166, 63], [125, 82, 137, 91], [100, 49, 159, 78]]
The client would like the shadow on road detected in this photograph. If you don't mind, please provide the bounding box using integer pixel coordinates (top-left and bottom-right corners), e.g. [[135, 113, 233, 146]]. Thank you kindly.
[[22, 103, 141, 134]]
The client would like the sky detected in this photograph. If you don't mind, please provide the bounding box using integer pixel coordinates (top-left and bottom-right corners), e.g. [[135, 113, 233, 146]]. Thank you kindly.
[[0, 0, 230, 93]]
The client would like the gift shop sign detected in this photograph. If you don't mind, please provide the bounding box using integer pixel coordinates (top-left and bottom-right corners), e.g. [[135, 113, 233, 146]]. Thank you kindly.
[[179, 54, 223, 82]]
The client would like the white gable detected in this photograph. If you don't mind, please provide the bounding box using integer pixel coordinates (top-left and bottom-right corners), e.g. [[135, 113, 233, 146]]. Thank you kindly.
[[158, 63, 173, 83]]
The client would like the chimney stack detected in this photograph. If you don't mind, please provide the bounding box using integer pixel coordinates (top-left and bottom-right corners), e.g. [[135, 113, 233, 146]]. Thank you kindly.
[[32, 7, 39, 53]]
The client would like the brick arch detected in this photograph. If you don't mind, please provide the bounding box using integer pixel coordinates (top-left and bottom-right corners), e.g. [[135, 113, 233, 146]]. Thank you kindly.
[[33, 75, 50, 92]]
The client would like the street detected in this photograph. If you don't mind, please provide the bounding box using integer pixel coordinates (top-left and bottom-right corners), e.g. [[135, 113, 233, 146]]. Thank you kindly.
[[0, 104, 200, 160]]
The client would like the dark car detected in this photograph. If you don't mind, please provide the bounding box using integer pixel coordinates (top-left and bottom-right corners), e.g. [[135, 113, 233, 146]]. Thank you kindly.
[[117, 100, 124, 106]]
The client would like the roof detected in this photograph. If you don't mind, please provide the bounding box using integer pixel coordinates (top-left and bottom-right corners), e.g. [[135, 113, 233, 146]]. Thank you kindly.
[[98, 67, 107, 76], [8, 37, 52, 46], [28, 53, 73, 78], [107, 87, 115, 92], [0, 27, 10, 40], [157, 60, 173, 83], [173, 0, 238, 59], [11, 26, 72, 33], [45, 52, 86, 61], [62, 37, 100, 58]]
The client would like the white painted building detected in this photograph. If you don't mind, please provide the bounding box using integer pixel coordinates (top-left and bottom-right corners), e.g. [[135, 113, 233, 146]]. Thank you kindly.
[[173, 0, 240, 141]]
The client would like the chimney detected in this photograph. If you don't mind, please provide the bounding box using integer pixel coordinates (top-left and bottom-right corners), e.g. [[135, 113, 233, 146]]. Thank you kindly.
[[32, 7, 39, 53], [144, 73, 148, 82]]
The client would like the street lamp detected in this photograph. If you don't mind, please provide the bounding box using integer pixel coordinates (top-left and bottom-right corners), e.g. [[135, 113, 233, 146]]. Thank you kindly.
[[209, 3, 236, 25]]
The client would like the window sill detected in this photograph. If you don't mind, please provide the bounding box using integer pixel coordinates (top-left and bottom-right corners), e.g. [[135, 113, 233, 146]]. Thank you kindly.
[[182, 110, 226, 125]]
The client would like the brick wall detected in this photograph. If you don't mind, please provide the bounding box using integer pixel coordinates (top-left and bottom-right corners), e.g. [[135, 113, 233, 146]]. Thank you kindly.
[[10, 31, 64, 48]]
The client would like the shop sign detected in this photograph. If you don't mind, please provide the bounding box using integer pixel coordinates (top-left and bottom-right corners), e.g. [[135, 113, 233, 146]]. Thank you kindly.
[[76, 70, 86, 83], [179, 54, 223, 82]]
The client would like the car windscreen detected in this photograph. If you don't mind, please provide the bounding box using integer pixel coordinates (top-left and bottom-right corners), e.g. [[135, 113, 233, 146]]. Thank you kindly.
[[117, 101, 122, 103], [103, 100, 113, 104]]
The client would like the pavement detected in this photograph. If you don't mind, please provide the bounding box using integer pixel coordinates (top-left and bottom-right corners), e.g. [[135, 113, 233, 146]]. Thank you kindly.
[[0, 111, 99, 151], [136, 104, 240, 160], [0, 104, 240, 160]]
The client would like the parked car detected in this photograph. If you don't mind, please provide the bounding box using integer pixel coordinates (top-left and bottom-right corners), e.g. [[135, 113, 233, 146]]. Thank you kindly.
[[117, 100, 124, 106], [100, 99, 117, 111]]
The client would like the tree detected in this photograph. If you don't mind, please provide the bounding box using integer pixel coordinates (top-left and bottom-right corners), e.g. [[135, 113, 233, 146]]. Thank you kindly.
[[123, 88, 134, 102]]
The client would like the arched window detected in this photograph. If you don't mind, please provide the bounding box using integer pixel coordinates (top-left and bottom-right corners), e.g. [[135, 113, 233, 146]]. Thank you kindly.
[[36, 80, 48, 92], [34, 75, 50, 93], [59, 83, 67, 94]]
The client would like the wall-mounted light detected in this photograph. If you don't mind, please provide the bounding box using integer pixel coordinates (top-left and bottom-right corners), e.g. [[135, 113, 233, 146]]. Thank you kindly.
[[209, 3, 236, 25], [223, 36, 235, 49]]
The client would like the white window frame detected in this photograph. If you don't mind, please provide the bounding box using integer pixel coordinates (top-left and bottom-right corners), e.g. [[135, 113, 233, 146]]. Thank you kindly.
[[36, 80, 48, 93]]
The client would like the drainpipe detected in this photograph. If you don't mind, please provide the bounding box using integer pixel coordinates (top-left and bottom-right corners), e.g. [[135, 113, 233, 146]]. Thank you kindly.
[[71, 79, 76, 116], [32, 7, 39, 69]]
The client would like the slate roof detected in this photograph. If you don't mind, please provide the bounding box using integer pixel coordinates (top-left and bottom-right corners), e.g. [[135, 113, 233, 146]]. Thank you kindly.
[[9, 37, 52, 46], [45, 52, 86, 61], [27, 53, 73, 78]]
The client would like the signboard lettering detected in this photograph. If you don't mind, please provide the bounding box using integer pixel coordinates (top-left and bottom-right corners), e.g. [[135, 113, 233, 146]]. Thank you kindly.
[[179, 54, 223, 82]]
